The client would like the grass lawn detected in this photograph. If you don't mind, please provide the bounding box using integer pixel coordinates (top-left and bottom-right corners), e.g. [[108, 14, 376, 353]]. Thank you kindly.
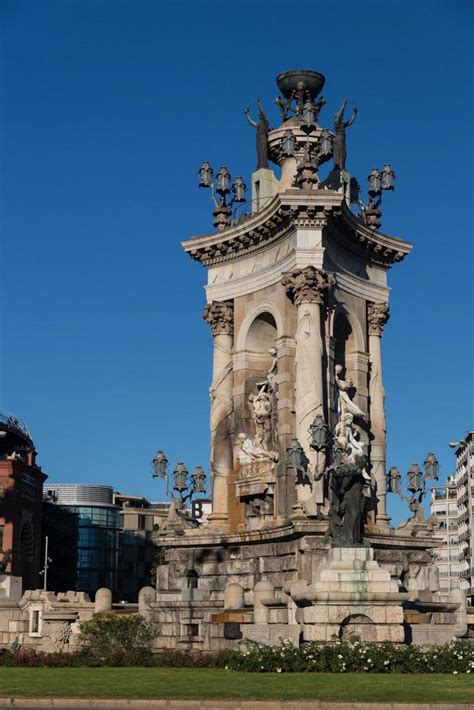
[[0, 668, 472, 702]]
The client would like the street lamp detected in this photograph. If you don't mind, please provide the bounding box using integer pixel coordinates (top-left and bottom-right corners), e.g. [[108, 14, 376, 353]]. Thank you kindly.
[[198, 161, 247, 232], [364, 164, 396, 229], [387, 453, 439, 525], [152, 450, 168, 479], [286, 439, 310, 487], [280, 130, 297, 158], [151, 449, 207, 513], [423, 452, 439, 481]]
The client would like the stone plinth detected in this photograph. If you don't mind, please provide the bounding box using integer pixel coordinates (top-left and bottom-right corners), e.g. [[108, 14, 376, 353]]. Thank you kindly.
[[0, 575, 22, 602], [297, 546, 405, 643], [314, 546, 399, 594]]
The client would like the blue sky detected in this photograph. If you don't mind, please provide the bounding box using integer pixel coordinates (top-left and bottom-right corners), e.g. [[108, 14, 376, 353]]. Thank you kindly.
[[1, 0, 472, 524]]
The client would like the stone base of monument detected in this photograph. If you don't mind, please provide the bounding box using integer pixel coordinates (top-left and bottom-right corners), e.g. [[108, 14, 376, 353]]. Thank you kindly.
[[149, 522, 468, 652], [293, 547, 406, 643], [0, 575, 22, 603]]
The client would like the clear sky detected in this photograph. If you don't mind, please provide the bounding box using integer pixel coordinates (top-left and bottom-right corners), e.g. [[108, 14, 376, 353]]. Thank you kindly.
[[1, 0, 472, 524]]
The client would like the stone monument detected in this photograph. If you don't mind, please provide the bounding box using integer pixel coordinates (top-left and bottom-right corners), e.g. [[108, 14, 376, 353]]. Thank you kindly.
[[149, 70, 467, 650]]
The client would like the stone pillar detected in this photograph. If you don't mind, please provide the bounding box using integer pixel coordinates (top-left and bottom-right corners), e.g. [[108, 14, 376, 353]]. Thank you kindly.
[[367, 302, 390, 526], [224, 582, 244, 610], [94, 587, 112, 614], [283, 267, 335, 505], [202, 301, 234, 527], [138, 586, 156, 619]]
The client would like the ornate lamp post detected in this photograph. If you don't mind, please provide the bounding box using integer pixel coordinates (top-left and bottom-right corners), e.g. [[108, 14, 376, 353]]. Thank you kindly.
[[152, 450, 168, 479], [364, 164, 396, 229], [151, 450, 207, 513], [309, 414, 330, 479], [286, 439, 310, 488], [198, 162, 247, 232], [387, 453, 439, 524]]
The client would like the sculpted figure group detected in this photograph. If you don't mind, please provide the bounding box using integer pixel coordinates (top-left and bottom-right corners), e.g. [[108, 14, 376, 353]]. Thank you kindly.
[[327, 365, 370, 545]]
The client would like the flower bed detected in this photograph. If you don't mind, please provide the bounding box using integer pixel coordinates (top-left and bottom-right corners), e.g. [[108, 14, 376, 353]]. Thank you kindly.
[[226, 639, 474, 674], [0, 639, 472, 672]]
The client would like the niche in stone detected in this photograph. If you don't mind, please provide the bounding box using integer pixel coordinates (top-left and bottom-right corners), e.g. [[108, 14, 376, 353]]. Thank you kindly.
[[186, 569, 199, 589], [339, 614, 377, 644], [246, 312, 278, 354], [334, 311, 354, 372]]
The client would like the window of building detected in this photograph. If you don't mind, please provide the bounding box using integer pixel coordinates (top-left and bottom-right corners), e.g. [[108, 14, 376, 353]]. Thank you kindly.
[[138, 515, 146, 531]]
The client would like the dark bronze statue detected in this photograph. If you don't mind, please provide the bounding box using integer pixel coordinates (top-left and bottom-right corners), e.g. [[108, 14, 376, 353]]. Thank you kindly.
[[326, 463, 366, 545], [333, 100, 358, 170], [244, 100, 270, 170]]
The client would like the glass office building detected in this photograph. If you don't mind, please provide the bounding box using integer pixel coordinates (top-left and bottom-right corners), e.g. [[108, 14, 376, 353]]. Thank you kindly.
[[43, 484, 120, 596]]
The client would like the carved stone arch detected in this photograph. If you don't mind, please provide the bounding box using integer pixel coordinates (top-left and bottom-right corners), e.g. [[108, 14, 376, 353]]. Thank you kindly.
[[329, 303, 365, 361], [235, 301, 283, 353], [339, 613, 377, 643]]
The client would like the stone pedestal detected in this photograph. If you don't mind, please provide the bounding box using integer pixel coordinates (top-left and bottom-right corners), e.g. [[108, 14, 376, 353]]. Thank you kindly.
[[251, 168, 278, 213], [314, 547, 399, 593], [0, 575, 22, 603], [236, 461, 277, 531], [297, 547, 405, 643]]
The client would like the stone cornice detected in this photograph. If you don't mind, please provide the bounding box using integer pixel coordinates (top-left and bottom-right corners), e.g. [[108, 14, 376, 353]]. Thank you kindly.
[[182, 190, 413, 270], [157, 519, 437, 549], [328, 203, 413, 269]]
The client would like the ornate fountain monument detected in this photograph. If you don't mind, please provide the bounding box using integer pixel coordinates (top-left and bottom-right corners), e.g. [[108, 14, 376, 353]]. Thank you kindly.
[[148, 70, 468, 650]]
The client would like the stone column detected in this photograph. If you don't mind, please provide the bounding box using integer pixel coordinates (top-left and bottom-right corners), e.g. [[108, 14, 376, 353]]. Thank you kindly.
[[283, 267, 335, 506], [367, 302, 390, 526], [202, 301, 234, 527]]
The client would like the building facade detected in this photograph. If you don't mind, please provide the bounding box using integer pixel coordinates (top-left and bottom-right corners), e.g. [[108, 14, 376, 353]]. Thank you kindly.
[[113, 492, 168, 601], [430, 480, 461, 593], [453, 433, 474, 604], [43, 484, 120, 598], [0, 412, 46, 590]]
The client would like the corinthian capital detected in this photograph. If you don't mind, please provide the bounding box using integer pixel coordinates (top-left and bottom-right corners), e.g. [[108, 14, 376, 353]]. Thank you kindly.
[[202, 300, 234, 336], [282, 266, 335, 306], [367, 302, 389, 337]]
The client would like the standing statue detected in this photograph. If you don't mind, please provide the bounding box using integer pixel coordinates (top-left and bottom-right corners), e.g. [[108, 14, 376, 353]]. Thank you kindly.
[[333, 100, 358, 170], [339, 465, 366, 544], [326, 460, 367, 546], [266, 347, 278, 392], [244, 100, 270, 170], [326, 361, 370, 545]]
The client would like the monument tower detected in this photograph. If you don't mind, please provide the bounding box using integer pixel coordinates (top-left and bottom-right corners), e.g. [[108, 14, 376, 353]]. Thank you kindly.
[[186, 69, 408, 532], [150, 70, 467, 649]]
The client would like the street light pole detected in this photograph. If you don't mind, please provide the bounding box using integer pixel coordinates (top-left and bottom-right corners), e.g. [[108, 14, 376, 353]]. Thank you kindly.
[[41, 536, 51, 591]]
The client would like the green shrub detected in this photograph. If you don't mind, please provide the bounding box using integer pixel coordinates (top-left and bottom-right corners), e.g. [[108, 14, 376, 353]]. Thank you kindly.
[[0, 639, 472, 672], [79, 614, 154, 660], [226, 639, 474, 674]]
